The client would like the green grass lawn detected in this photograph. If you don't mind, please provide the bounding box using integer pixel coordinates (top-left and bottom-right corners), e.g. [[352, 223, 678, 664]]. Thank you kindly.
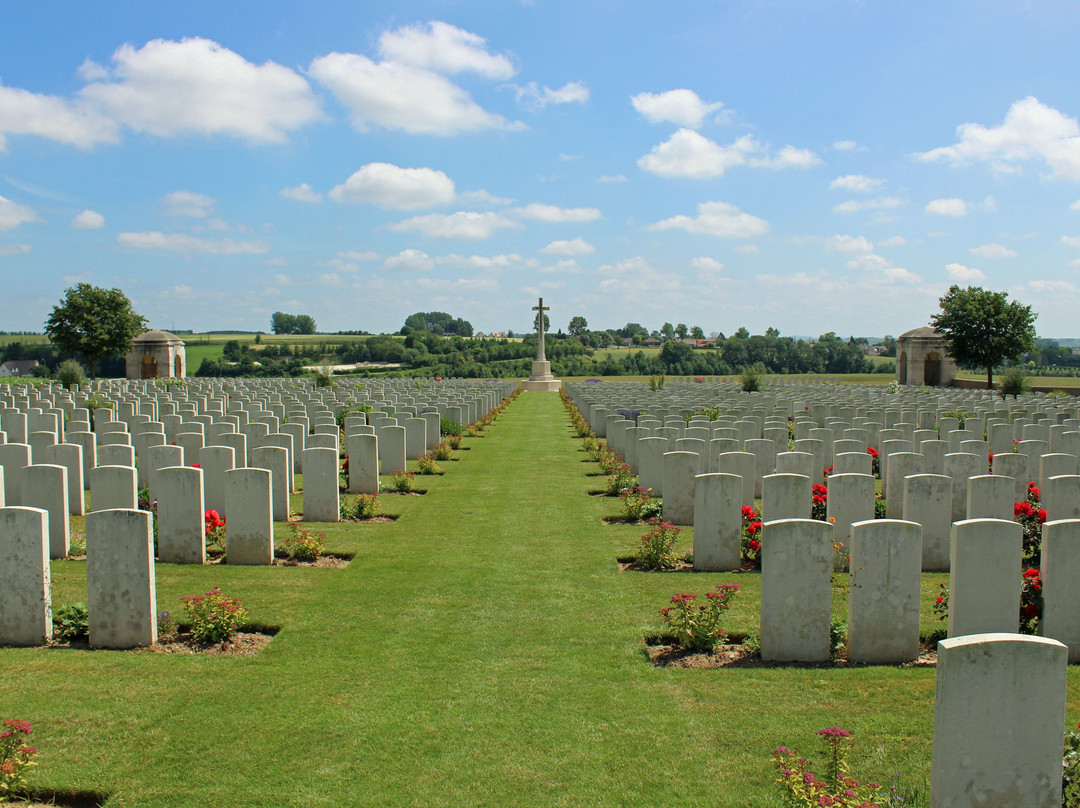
[[5, 393, 1080, 806]]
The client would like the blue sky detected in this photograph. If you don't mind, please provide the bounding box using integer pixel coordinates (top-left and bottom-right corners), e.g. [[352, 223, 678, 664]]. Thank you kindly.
[[3, 1, 1080, 338]]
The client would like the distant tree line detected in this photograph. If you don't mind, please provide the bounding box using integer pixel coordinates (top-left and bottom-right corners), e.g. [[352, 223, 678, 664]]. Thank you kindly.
[[402, 311, 474, 337]]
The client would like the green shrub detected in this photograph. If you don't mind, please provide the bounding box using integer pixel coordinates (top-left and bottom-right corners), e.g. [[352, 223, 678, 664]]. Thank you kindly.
[[740, 365, 762, 392], [54, 359, 87, 387], [356, 494, 379, 519], [279, 523, 325, 562], [53, 603, 89, 642], [417, 454, 441, 475], [181, 588, 248, 644], [440, 416, 463, 436], [659, 584, 740, 652], [635, 519, 681, 570], [998, 366, 1030, 398], [431, 443, 454, 461]]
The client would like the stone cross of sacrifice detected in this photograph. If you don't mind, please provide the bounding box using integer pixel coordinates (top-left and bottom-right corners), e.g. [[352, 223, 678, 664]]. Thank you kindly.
[[533, 297, 549, 362]]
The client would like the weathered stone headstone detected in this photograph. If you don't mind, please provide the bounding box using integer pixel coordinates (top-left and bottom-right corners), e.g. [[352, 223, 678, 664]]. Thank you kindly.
[[86, 508, 157, 648], [692, 473, 741, 571], [948, 518, 1022, 637], [224, 468, 273, 565], [760, 518, 833, 662], [847, 519, 921, 663], [931, 634, 1067, 808], [0, 506, 52, 645], [156, 466, 205, 564]]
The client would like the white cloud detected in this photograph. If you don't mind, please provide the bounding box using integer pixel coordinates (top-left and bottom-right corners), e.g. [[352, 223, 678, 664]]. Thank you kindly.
[[638, 129, 818, 178], [458, 189, 514, 207], [649, 200, 769, 238], [541, 237, 594, 256], [271, 273, 294, 285], [880, 236, 907, 247], [72, 209, 105, 229], [833, 140, 865, 151], [1025, 279, 1077, 294], [970, 242, 1017, 258], [436, 253, 523, 269], [926, 198, 968, 217], [691, 257, 724, 272], [377, 21, 515, 79], [280, 183, 322, 203], [833, 197, 905, 214], [1071, 200, 1080, 211], [0, 243, 31, 255], [828, 235, 874, 255], [881, 267, 922, 284], [163, 190, 215, 218], [846, 253, 890, 271], [0, 81, 118, 151], [318, 272, 344, 286], [80, 38, 323, 143], [329, 163, 455, 210], [513, 203, 601, 223], [734, 244, 760, 254], [829, 174, 883, 192], [637, 129, 756, 178], [383, 249, 435, 272], [630, 89, 724, 129], [536, 258, 583, 275], [0, 196, 40, 230], [750, 145, 821, 170], [338, 250, 379, 262], [513, 81, 589, 110], [1061, 236, 1080, 247], [945, 262, 987, 282], [598, 174, 628, 183], [918, 96, 1080, 180], [386, 211, 520, 240], [116, 231, 269, 254], [983, 195, 998, 213], [309, 51, 522, 136]]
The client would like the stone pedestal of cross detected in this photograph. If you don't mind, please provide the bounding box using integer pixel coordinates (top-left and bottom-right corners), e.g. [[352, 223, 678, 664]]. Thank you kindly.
[[521, 297, 563, 391]]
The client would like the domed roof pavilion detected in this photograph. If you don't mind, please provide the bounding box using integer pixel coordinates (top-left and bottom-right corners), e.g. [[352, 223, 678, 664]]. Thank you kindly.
[[125, 330, 186, 380], [896, 326, 956, 387]]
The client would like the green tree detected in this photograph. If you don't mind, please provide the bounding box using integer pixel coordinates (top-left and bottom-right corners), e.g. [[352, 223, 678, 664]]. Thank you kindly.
[[930, 285, 1037, 389], [567, 316, 589, 337], [44, 284, 147, 378], [660, 322, 675, 340], [271, 311, 298, 334], [689, 326, 705, 340], [675, 323, 688, 339], [294, 314, 317, 335], [533, 312, 550, 333]]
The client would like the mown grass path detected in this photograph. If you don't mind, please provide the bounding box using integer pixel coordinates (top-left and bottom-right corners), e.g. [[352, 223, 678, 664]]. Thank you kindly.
[[5, 391, 1080, 806]]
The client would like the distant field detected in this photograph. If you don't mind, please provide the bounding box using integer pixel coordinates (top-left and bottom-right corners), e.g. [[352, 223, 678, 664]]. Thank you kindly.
[[0, 334, 50, 347], [955, 370, 1080, 389]]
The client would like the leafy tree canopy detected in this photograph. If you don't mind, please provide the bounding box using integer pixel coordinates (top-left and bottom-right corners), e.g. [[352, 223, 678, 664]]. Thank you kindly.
[[929, 284, 1037, 389], [567, 316, 589, 336], [403, 311, 473, 337], [271, 311, 316, 335], [44, 284, 147, 378]]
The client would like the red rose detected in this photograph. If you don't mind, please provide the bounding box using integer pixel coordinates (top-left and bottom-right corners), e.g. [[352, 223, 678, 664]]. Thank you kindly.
[[1023, 604, 1039, 618]]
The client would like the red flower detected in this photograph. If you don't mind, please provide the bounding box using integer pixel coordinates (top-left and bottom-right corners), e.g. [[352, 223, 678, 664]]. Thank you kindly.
[[936, 596, 944, 604], [748, 539, 760, 551], [1028, 480, 1038, 491], [192, 463, 201, 469], [1023, 604, 1039, 618], [747, 521, 762, 535], [1023, 568, 1040, 579], [1038, 509, 1048, 523], [867, 447, 879, 458]]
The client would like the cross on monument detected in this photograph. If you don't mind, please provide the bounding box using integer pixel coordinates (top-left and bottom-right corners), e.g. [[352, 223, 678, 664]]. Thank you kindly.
[[533, 297, 550, 362]]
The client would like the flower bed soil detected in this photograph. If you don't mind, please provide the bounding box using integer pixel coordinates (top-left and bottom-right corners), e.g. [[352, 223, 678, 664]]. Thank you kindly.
[[617, 558, 696, 573], [644, 636, 939, 669], [272, 554, 351, 569], [46, 628, 277, 657]]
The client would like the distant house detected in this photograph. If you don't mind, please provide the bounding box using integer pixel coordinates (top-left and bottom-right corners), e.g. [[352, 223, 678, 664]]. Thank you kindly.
[[489, 331, 507, 338], [474, 332, 488, 338], [0, 359, 40, 377], [642, 337, 662, 347]]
